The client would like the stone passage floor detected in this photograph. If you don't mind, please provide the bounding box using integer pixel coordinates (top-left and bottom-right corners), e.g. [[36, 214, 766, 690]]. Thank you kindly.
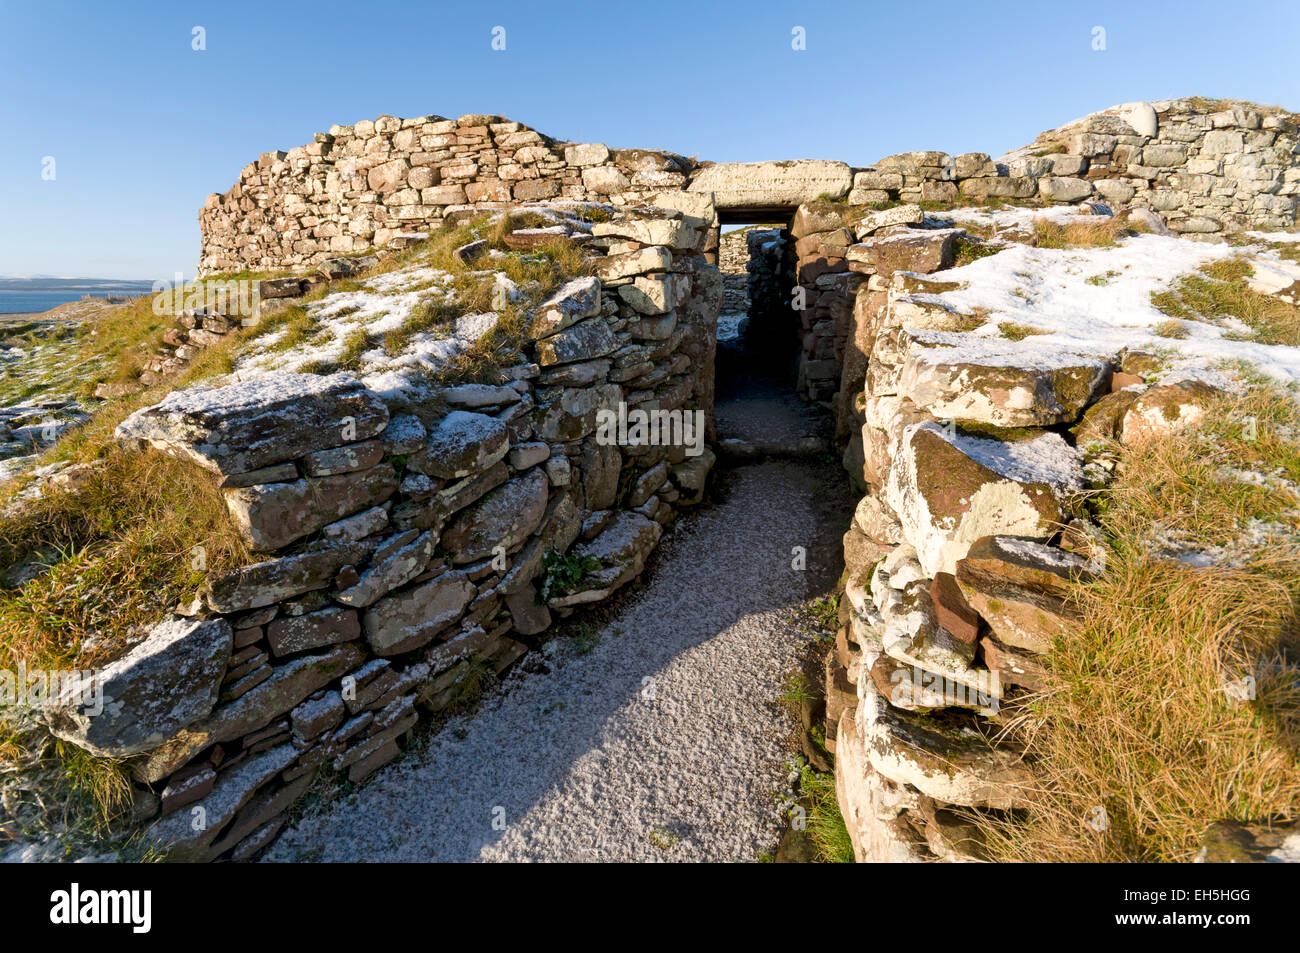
[[264, 452, 851, 862]]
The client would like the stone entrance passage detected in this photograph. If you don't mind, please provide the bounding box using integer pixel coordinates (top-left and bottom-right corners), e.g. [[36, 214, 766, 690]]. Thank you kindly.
[[714, 219, 831, 464], [30, 97, 1292, 864], [715, 223, 793, 374]]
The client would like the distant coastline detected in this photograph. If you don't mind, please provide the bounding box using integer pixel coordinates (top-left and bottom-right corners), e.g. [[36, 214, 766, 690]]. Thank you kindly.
[[0, 277, 157, 315]]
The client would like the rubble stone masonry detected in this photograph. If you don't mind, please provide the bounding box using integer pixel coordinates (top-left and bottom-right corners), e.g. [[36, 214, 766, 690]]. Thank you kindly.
[[200, 100, 1300, 414]]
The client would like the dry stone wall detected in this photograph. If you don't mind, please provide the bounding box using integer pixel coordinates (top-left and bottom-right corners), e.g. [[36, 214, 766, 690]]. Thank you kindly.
[[823, 233, 1245, 861], [45, 204, 722, 861], [717, 228, 751, 315], [828, 262, 1084, 860], [785, 99, 1300, 412], [198, 113, 708, 276], [201, 100, 1300, 282], [199, 100, 1300, 426], [742, 228, 796, 366], [843, 99, 1300, 233]]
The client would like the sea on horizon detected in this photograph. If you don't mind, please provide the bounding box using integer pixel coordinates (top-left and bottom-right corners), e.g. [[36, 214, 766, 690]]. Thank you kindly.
[[0, 280, 157, 316]]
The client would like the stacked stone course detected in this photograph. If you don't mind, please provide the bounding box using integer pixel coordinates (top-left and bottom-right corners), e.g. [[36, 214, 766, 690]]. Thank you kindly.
[[823, 221, 1264, 861], [45, 203, 722, 860], [51, 95, 1300, 861], [202, 101, 1300, 284], [198, 113, 702, 276]]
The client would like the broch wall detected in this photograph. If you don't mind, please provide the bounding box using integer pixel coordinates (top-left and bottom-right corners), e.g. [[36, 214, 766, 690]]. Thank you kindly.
[[45, 203, 722, 861], [29, 96, 1300, 861], [199, 99, 1300, 411]]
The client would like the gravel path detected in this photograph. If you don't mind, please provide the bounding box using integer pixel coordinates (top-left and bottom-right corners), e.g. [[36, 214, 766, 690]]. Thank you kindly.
[[265, 455, 850, 863]]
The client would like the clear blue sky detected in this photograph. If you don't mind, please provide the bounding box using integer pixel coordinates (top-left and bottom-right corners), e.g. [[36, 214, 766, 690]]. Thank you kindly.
[[1, 0, 1297, 280]]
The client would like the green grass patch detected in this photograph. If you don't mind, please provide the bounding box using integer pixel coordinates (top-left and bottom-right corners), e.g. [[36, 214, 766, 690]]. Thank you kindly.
[[537, 549, 601, 604], [798, 764, 855, 863], [953, 235, 1001, 266], [1151, 256, 1300, 346], [806, 592, 840, 631]]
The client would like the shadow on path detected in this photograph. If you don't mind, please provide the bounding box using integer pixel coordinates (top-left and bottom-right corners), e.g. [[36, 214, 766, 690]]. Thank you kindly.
[[265, 447, 853, 862]]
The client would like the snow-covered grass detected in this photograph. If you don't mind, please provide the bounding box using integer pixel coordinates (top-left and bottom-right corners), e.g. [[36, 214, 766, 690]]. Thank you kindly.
[[1153, 256, 1300, 347], [939, 202, 1104, 234], [226, 214, 591, 404], [926, 219, 1300, 383], [0, 320, 97, 406]]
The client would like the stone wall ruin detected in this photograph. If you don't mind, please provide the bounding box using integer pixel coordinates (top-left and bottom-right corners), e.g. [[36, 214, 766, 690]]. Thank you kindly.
[[200, 99, 1300, 417], [43, 202, 723, 860], [33, 95, 1300, 861]]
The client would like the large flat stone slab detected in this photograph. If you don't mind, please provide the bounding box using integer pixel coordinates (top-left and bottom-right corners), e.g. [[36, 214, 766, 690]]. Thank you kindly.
[[45, 618, 232, 757], [884, 422, 1081, 577], [535, 317, 620, 366], [202, 542, 369, 613], [116, 373, 389, 476], [204, 642, 367, 744], [858, 681, 1032, 810], [955, 535, 1093, 653], [407, 411, 509, 479], [441, 468, 549, 564], [835, 710, 930, 862], [223, 464, 398, 551], [145, 742, 299, 861], [525, 276, 602, 338], [901, 342, 1112, 427], [688, 160, 853, 210]]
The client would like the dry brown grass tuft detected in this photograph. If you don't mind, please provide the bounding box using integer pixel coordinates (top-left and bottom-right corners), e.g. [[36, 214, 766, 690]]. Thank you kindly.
[[974, 383, 1300, 862], [0, 447, 249, 671], [489, 209, 554, 246], [999, 322, 1051, 342], [1152, 319, 1190, 339], [1032, 216, 1129, 249]]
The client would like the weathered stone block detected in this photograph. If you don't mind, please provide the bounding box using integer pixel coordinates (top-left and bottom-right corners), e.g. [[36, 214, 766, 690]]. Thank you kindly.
[[301, 439, 385, 477], [535, 317, 620, 365], [202, 543, 368, 613], [45, 619, 232, 758], [116, 374, 389, 477], [441, 468, 549, 563], [363, 573, 477, 656], [224, 463, 398, 551], [408, 411, 510, 479], [525, 276, 602, 339], [205, 643, 366, 744], [267, 606, 361, 657], [334, 530, 436, 607]]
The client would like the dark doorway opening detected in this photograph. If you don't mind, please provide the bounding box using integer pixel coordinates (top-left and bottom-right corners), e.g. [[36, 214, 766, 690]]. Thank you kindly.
[[713, 220, 830, 454]]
